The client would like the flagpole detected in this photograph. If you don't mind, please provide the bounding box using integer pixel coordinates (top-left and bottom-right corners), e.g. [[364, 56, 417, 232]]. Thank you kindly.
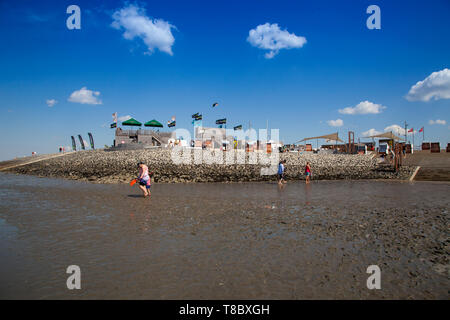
[[404, 121, 408, 143]]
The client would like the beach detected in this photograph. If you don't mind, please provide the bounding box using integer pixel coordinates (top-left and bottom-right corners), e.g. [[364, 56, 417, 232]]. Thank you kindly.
[[2, 0, 449, 305], [0, 173, 448, 299], [2, 149, 416, 183], [1, 150, 448, 299]]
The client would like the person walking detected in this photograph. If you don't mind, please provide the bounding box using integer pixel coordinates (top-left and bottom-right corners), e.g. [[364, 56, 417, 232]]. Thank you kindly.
[[305, 162, 312, 184], [137, 161, 152, 197], [277, 160, 287, 185]]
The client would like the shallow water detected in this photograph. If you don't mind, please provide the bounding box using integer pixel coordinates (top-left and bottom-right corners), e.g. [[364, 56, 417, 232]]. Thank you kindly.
[[0, 173, 448, 299]]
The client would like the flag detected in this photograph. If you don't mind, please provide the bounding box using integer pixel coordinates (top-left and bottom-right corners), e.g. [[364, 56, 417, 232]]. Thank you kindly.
[[212, 102, 219, 107], [78, 135, 85, 150], [234, 125, 242, 130], [408, 128, 414, 133], [88, 132, 95, 149], [419, 127, 424, 133], [168, 121, 176, 128], [192, 113, 202, 120], [112, 112, 117, 123], [215, 118, 226, 125], [110, 123, 117, 128], [71, 136, 77, 151]]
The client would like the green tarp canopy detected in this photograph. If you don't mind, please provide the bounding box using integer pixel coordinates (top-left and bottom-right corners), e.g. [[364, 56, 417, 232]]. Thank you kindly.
[[144, 119, 163, 128], [121, 118, 142, 126]]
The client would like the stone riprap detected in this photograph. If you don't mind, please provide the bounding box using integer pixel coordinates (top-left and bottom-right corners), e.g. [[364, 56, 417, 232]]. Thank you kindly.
[[6, 149, 415, 183]]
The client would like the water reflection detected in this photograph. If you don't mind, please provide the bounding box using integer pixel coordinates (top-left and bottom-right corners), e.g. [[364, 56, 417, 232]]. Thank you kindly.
[[305, 183, 311, 205]]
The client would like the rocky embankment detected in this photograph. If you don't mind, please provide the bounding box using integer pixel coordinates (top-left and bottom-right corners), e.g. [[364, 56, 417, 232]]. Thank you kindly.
[[6, 149, 415, 183]]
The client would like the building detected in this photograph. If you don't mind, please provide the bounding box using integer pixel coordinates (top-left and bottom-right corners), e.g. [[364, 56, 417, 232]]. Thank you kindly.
[[114, 127, 175, 147]]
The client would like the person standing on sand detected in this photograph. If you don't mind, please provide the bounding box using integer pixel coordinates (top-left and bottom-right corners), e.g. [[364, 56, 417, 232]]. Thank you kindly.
[[305, 162, 312, 184], [137, 161, 151, 197]]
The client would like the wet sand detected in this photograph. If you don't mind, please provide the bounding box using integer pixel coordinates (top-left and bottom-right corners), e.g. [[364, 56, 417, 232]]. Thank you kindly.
[[0, 173, 448, 299]]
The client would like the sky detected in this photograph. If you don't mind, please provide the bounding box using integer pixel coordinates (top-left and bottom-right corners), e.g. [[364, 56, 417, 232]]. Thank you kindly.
[[0, 0, 449, 160]]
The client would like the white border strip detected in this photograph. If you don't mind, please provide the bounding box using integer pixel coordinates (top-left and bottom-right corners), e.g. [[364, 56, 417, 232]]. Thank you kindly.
[[409, 166, 421, 181]]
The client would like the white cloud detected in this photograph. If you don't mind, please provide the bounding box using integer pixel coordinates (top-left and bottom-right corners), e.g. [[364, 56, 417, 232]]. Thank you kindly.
[[111, 4, 175, 55], [119, 115, 132, 122], [384, 124, 407, 136], [46, 99, 57, 107], [327, 119, 343, 127], [362, 128, 381, 137], [247, 23, 306, 59], [429, 119, 446, 125], [339, 101, 386, 115], [68, 87, 102, 105], [406, 68, 450, 102]]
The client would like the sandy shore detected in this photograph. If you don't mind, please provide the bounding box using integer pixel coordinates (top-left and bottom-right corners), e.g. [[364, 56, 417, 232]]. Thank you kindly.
[[2, 149, 416, 183], [0, 174, 448, 299]]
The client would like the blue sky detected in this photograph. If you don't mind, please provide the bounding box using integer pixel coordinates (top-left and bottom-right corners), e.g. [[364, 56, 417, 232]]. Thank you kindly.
[[0, 0, 449, 160]]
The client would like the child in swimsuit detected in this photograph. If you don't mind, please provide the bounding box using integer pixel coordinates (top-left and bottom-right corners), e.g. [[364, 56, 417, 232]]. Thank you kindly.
[[305, 162, 311, 184], [137, 161, 151, 197]]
